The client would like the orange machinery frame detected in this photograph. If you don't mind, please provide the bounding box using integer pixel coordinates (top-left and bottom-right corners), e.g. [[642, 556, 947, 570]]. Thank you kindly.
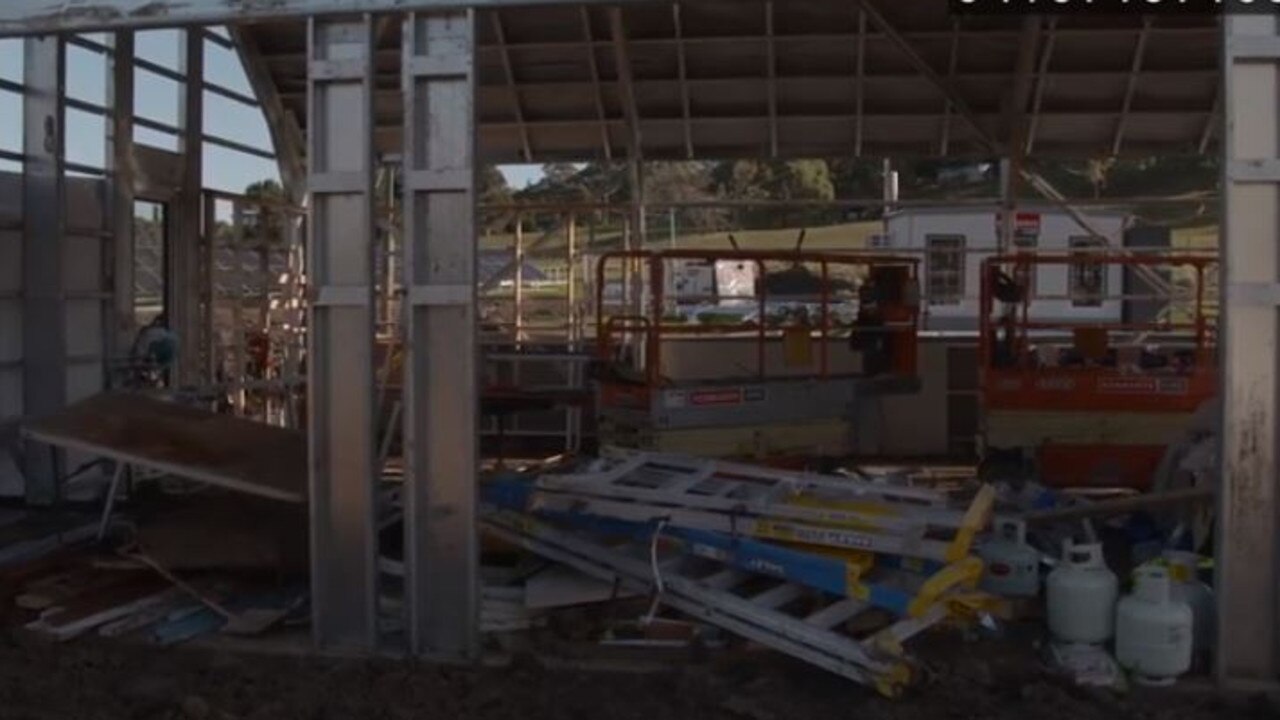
[[978, 252, 1218, 487], [594, 249, 922, 395]]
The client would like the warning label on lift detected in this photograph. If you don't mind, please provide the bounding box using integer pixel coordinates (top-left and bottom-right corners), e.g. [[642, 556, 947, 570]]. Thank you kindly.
[[689, 389, 743, 406], [665, 386, 769, 408]]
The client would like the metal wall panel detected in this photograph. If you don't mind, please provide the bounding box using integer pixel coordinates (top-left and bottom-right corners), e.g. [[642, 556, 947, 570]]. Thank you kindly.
[[1217, 13, 1280, 688], [21, 35, 66, 505], [306, 15, 379, 652], [63, 236, 102, 293], [401, 9, 479, 659], [0, 303, 20, 366]]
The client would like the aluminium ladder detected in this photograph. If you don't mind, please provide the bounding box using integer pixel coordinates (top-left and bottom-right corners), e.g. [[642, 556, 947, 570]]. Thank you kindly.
[[482, 508, 956, 697], [484, 481, 993, 620], [523, 450, 994, 563]]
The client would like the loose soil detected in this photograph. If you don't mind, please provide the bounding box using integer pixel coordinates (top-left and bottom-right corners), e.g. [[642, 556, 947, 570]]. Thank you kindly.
[[0, 626, 1263, 720]]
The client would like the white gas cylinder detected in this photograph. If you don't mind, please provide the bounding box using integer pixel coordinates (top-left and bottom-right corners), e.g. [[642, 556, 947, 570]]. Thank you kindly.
[[979, 519, 1041, 597], [1046, 541, 1118, 645], [1161, 551, 1214, 658], [1116, 566, 1193, 685]]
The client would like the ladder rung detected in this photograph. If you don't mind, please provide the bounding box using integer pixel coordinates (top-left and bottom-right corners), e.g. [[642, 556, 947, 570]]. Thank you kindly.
[[804, 598, 869, 628], [710, 480, 745, 498], [748, 583, 805, 610], [659, 465, 716, 495], [700, 569, 749, 591]]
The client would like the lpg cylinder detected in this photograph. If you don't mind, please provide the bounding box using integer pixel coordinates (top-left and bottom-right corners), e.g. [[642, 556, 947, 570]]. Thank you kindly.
[[1161, 550, 1214, 658], [979, 519, 1041, 597], [1116, 566, 1193, 685], [1046, 541, 1118, 645]]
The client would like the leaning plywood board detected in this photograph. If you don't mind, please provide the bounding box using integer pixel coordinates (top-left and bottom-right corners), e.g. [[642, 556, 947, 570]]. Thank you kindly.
[[23, 392, 306, 503]]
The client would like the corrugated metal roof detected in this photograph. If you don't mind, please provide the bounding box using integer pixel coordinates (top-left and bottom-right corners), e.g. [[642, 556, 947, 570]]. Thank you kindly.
[[238, 0, 1221, 163]]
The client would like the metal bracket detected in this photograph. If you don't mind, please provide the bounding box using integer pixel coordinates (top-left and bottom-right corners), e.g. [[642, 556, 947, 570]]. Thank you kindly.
[[1227, 36, 1280, 62], [310, 171, 371, 195], [1228, 160, 1280, 184], [404, 169, 469, 192], [308, 58, 369, 81], [407, 285, 472, 306], [312, 286, 372, 307], [1226, 282, 1280, 307], [407, 56, 470, 79]]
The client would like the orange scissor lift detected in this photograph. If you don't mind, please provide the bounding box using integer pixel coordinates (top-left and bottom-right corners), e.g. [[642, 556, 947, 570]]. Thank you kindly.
[[978, 252, 1217, 489], [593, 248, 921, 461]]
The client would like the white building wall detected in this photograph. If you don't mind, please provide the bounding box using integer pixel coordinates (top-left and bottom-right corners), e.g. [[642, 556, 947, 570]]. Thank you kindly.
[[885, 206, 1128, 331]]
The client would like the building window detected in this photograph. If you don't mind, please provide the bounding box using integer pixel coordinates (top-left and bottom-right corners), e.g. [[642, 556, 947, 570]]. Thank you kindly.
[[1069, 236, 1107, 307], [926, 235, 965, 306]]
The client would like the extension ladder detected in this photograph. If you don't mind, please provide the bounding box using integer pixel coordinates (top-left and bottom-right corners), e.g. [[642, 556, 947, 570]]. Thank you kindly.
[[484, 482, 991, 619], [481, 508, 958, 697], [524, 450, 993, 563]]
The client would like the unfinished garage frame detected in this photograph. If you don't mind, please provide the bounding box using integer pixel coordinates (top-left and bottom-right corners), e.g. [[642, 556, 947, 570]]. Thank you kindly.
[[0, 0, 1273, 688]]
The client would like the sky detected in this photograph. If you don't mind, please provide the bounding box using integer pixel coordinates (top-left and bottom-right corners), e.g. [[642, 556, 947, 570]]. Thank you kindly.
[[0, 33, 540, 194]]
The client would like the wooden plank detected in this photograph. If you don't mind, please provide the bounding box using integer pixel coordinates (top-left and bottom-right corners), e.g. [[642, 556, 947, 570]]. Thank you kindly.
[[23, 393, 306, 503]]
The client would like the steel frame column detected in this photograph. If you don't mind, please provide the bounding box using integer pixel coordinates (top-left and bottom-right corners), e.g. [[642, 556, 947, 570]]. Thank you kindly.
[[21, 35, 66, 505], [173, 28, 204, 385], [307, 15, 379, 652], [1217, 13, 1280, 690], [109, 31, 136, 361], [401, 8, 479, 659]]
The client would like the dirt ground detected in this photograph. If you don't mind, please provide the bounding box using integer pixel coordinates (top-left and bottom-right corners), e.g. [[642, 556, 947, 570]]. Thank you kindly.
[[0, 626, 1265, 720]]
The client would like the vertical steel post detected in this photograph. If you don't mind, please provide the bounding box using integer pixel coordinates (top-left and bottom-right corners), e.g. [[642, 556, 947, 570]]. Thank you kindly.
[[566, 212, 577, 347], [172, 28, 204, 386], [401, 9, 479, 660], [1217, 14, 1280, 689], [109, 31, 136, 364], [514, 214, 523, 343], [21, 35, 66, 505], [201, 192, 216, 383], [306, 15, 379, 652]]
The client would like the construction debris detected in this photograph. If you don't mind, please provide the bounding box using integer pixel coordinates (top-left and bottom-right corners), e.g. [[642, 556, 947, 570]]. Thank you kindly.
[[481, 450, 1001, 697]]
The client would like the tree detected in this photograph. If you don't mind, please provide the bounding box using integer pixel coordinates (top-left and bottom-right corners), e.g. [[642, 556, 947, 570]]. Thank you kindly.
[[641, 161, 722, 231], [541, 162, 580, 186], [242, 179, 287, 246], [711, 160, 836, 229], [480, 166, 513, 206]]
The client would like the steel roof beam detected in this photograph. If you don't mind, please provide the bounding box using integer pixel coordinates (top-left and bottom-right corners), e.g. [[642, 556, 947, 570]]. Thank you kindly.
[[939, 18, 961, 156], [1025, 16, 1057, 156], [0, 0, 653, 35], [232, 25, 306, 198], [1006, 16, 1040, 161], [579, 7, 612, 161], [608, 6, 641, 160], [1111, 17, 1153, 156], [851, 0, 998, 155], [673, 3, 693, 159], [854, 8, 865, 156], [1198, 83, 1220, 154], [764, 1, 777, 159], [489, 10, 533, 162]]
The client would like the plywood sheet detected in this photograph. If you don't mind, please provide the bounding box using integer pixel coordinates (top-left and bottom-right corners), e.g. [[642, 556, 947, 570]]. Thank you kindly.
[[24, 393, 306, 503]]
